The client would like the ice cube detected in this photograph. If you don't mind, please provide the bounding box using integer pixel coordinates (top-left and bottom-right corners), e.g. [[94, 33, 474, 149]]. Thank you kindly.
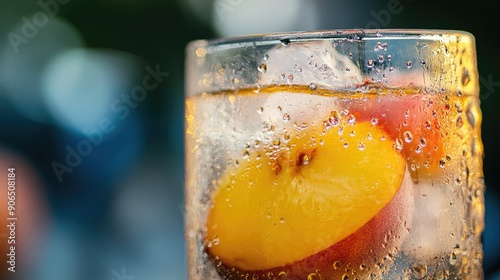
[[258, 40, 363, 88]]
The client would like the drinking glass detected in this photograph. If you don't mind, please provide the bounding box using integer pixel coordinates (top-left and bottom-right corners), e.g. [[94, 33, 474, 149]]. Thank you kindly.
[[184, 29, 484, 279]]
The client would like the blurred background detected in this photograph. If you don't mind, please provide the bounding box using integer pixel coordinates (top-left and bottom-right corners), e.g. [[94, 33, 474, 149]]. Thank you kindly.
[[0, 0, 498, 279]]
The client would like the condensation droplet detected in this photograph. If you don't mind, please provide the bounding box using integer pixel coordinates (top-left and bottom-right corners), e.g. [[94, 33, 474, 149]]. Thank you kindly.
[[257, 63, 267, 73], [420, 59, 426, 66], [420, 138, 427, 147], [309, 83, 317, 90], [213, 236, 219, 245], [257, 107, 264, 114], [343, 142, 349, 148], [424, 120, 432, 130], [263, 54, 269, 60], [367, 59, 374, 68], [358, 142, 365, 151], [287, 74, 294, 83], [273, 140, 281, 147], [333, 261, 341, 270], [342, 274, 350, 280], [406, 61, 412, 68], [266, 213, 272, 218], [378, 55, 384, 63], [242, 149, 250, 159], [440, 158, 446, 168], [279, 218, 285, 223], [395, 138, 404, 151], [283, 134, 291, 142], [456, 116, 463, 128], [415, 145, 422, 154], [387, 54, 392, 61], [347, 114, 356, 125], [389, 66, 394, 72], [283, 113, 291, 122], [404, 131, 413, 143], [360, 264, 366, 271], [371, 117, 379, 125]]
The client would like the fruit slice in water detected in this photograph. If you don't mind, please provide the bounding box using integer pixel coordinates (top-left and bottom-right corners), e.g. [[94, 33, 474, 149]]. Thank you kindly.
[[206, 119, 411, 278]]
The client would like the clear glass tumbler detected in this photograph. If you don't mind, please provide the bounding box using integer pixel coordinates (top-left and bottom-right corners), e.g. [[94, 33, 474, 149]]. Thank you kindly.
[[184, 29, 484, 279]]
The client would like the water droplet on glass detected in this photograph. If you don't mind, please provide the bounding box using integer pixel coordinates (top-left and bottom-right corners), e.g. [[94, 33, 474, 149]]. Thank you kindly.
[[283, 113, 291, 122], [242, 150, 250, 159], [309, 83, 317, 90], [263, 54, 269, 60], [266, 213, 272, 218], [420, 59, 426, 66], [347, 114, 356, 125], [279, 218, 285, 223], [367, 59, 374, 68], [406, 61, 412, 68], [420, 138, 426, 146], [287, 74, 294, 83], [439, 158, 446, 168], [424, 120, 432, 130], [358, 142, 365, 151], [333, 261, 341, 270], [257, 63, 267, 73], [213, 236, 219, 245], [371, 117, 379, 125], [387, 54, 392, 61], [342, 274, 350, 280], [273, 140, 281, 147], [283, 134, 291, 142], [404, 131, 413, 143], [415, 145, 422, 154], [456, 116, 463, 128], [404, 109, 410, 119], [395, 138, 404, 151], [348, 52, 353, 58], [389, 66, 394, 72], [257, 107, 264, 114], [378, 55, 384, 63], [343, 142, 349, 148]]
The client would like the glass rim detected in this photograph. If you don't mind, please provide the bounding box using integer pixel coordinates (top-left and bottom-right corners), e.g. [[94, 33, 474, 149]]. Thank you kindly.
[[187, 28, 474, 50]]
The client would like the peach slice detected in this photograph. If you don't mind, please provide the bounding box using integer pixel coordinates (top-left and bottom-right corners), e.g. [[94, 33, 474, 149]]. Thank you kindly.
[[350, 93, 444, 182], [206, 121, 413, 279]]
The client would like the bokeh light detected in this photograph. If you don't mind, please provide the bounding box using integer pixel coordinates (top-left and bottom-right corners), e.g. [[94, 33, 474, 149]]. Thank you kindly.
[[41, 48, 141, 132], [0, 18, 84, 124]]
